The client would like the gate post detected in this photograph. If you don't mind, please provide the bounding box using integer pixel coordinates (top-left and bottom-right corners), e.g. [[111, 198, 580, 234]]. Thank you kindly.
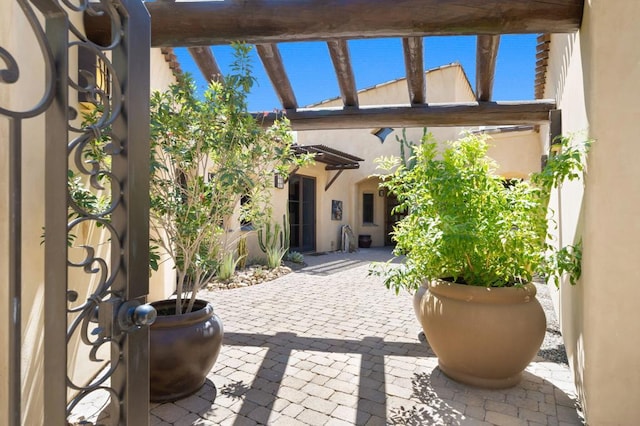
[[110, 0, 151, 423]]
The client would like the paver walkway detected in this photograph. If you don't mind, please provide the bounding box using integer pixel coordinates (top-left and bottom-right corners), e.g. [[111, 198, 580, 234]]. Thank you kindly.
[[150, 248, 583, 425]]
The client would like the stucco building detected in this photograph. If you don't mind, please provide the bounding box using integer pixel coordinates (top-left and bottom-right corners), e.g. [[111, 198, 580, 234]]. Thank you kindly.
[[2, 1, 640, 424], [261, 63, 542, 255]]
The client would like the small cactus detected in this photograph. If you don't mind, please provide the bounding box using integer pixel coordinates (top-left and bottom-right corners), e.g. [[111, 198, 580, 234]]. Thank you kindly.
[[258, 213, 290, 269], [237, 235, 248, 270]]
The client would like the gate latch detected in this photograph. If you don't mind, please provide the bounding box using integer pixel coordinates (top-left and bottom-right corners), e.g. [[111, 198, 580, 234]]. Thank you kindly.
[[117, 300, 157, 332]]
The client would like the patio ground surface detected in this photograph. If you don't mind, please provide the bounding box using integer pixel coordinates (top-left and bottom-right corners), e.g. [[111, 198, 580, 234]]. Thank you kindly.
[[150, 248, 583, 425]]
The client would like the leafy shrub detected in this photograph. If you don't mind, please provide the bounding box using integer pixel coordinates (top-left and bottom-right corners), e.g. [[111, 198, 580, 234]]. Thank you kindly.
[[371, 132, 590, 293]]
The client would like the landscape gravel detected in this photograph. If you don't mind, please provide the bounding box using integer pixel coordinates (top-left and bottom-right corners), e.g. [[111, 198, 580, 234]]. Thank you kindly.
[[535, 279, 570, 365]]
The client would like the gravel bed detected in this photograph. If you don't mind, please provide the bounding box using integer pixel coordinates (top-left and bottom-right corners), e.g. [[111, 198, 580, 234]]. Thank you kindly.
[[534, 280, 569, 365]]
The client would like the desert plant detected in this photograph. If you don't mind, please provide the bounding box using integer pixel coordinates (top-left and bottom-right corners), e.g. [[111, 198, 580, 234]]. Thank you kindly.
[[237, 235, 248, 270], [149, 44, 303, 314], [258, 213, 290, 269], [286, 251, 305, 264], [371, 132, 590, 293], [395, 128, 423, 170], [217, 251, 243, 281]]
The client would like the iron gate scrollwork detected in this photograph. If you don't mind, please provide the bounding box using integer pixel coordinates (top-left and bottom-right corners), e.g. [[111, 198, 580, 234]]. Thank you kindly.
[[1, 0, 151, 424]]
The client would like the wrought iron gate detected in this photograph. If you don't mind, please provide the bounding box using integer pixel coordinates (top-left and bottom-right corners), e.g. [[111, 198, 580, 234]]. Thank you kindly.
[[2, 0, 153, 424]]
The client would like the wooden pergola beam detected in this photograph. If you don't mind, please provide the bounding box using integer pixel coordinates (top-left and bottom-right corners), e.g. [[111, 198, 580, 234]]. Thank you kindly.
[[187, 47, 223, 83], [256, 43, 298, 110], [255, 100, 556, 130], [476, 35, 501, 102], [84, 0, 583, 47], [327, 39, 359, 108], [402, 37, 426, 105]]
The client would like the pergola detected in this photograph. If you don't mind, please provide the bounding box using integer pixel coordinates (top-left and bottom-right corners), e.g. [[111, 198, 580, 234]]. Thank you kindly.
[[86, 0, 583, 131], [3, 2, 588, 424]]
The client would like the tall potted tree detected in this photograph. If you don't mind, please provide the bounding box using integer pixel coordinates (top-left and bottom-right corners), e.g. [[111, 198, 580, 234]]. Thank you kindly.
[[373, 132, 589, 388], [148, 44, 301, 401]]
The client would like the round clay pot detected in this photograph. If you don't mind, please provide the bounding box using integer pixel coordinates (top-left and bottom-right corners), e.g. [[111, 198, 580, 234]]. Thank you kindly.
[[358, 234, 372, 248], [149, 299, 223, 402], [414, 280, 545, 389]]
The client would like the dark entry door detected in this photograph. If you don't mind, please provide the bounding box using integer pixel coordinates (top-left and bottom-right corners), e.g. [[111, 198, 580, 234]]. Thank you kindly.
[[289, 175, 316, 252]]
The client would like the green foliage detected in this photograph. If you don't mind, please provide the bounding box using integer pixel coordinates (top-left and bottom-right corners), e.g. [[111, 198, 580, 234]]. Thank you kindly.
[[541, 240, 582, 287], [532, 136, 592, 193], [286, 251, 305, 264], [149, 44, 302, 314], [149, 245, 161, 274], [217, 251, 243, 281], [371, 132, 591, 293], [258, 213, 290, 269]]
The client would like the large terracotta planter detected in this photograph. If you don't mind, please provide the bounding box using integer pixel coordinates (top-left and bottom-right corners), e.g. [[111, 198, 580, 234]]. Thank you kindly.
[[150, 299, 223, 402], [414, 280, 545, 388]]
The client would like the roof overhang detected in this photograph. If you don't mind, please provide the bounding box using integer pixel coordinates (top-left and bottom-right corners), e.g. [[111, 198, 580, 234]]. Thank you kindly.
[[292, 144, 364, 170]]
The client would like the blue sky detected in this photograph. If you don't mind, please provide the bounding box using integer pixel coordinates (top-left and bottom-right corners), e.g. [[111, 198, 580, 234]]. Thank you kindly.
[[175, 35, 537, 113]]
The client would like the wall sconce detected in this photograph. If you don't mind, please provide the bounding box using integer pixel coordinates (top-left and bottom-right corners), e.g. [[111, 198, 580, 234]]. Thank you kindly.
[[274, 173, 285, 189], [550, 139, 563, 155], [378, 189, 385, 197], [372, 127, 394, 144]]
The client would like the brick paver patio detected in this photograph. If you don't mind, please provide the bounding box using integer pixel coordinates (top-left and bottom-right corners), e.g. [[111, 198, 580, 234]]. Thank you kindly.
[[149, 248, 583, 425]]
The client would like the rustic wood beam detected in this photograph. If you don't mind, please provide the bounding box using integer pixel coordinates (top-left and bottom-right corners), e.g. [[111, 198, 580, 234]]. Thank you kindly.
[[476, 35, 501, 102], [327, 40, 358, 108], [187, 47, 223, 83], [256, 43, 298, 110], [535, 50, 550, 60], [86, 0, 583, 47], [254, 100, 556, 130], [325, 170, 344, 191], [402, 37, 426, 105], [537, 33, 551, 43]]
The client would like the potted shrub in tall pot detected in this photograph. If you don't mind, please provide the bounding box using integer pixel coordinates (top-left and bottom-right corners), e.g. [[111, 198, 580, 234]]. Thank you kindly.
[[148, 44, 300, 401], [373, 133, 589, 388]]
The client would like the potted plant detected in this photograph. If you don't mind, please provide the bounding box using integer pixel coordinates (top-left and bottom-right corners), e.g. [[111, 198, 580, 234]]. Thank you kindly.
[[372, 132, 589, 388], [148, 44, 301, 401]]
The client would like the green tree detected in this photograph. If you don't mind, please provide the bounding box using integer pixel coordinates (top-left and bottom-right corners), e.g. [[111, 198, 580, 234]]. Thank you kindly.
[[149, 44, 303, 314]]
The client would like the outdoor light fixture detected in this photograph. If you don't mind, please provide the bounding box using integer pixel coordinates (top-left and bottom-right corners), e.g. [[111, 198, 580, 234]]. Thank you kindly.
[[550, 138, 563, 154], [274, 172, 285, 189], [372, 127, 394, 143], [378, 189, 385, 197]]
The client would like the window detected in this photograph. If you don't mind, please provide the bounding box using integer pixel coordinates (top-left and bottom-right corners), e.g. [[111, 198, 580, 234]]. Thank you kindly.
[[372, 127, 394, 143], [362, 193, 374, 223], [77, 46, 110, 105]]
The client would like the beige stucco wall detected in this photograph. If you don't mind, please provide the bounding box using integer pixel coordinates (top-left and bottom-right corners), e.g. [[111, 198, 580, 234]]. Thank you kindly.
[[543, 1, 640, 423], [0, 9, 177, 423], [295, 64, 543, 252], [1, 1, 50, 422], [484, 129, 542, 179]]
